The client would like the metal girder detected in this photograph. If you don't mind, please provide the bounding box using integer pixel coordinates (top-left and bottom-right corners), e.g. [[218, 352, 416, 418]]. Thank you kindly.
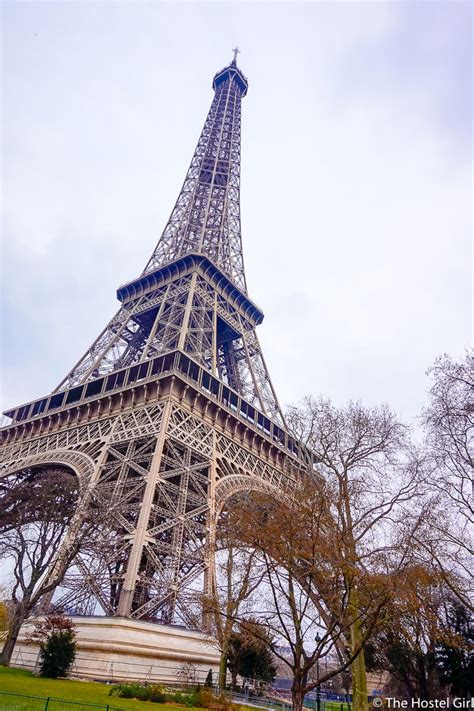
[[143, 70, 247, 291]]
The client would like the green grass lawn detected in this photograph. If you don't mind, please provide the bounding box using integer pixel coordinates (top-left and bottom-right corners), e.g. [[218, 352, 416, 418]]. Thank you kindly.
[[0, 668, 355, 711], [302, 703, 350, 711], [0, 666, 206, 711]]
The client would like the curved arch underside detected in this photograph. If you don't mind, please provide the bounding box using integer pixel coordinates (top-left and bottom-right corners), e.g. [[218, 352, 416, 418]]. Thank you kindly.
[[0, 449, 96, 493], [215, 471, 290, 514]]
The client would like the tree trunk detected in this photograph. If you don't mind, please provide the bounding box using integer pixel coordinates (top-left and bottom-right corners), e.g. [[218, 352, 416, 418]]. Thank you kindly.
[[219, 651, 228, 690], [291, 669, 307, 711], [291, 675, 305, 711], [418, 654, 431, 700], [351, 646, 368, 711], [349, 589, 368, 711], [0, 606, 27, 666]]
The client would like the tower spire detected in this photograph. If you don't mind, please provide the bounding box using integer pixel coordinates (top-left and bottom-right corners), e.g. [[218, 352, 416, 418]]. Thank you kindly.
[[143, 57, 249, 292], [232, 47, 240, 64]]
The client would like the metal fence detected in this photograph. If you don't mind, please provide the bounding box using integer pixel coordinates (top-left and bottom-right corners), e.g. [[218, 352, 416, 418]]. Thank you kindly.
[[229, 691, 287, 711], [11, 645, 216, 685], [0, 691, 126, 711], [228, 692, 351, 711]]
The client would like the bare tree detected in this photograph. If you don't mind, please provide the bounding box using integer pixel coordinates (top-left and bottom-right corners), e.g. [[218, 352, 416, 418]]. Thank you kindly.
[[225, 487, 393, 711], [200, 397, 432, 711], [203, 537, 265, 688], [282, 397, 424, 711], [422, 351, 473, 526], [401, 497, 473, 613], [208, 397, 426, 711], [176, 661, 197, 687], [418, 352, 474, 597], [0, 467, 92, 665]]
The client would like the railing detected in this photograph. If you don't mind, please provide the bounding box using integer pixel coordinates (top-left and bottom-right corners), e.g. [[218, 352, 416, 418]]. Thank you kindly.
[[0, 690, 125, 711], [11, 645, 216, 686], [229, 691, 285, 710], [228, 691, 352, 711]]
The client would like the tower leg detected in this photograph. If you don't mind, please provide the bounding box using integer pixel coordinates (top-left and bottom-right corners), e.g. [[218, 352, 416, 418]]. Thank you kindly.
[[117, 401, 172, 617], [37, 444, 110, 614], [202, 439, 217, 632]]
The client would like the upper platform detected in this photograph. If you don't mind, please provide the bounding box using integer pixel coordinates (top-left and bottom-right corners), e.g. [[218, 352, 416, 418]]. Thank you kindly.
[[117, 252, 264, 326], [212, 60, 248, 97]]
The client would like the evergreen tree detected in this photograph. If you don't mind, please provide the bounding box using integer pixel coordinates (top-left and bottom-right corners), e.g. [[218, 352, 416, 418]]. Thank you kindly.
[[227, 622, 276, 689], [40, 629, 76, 678], [31, 615, 77, 679], [435, 602, 474, 697]]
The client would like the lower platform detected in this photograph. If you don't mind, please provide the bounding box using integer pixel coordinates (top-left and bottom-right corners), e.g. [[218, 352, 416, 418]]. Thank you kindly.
[[12, 616, 221, 684]]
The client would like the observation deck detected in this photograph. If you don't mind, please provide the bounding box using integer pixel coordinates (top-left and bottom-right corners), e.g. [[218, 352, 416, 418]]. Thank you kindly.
[[212, 62, 248, 96]]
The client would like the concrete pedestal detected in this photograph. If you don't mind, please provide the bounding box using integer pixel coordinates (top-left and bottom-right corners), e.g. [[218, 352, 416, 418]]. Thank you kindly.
[[12, 616, 220, 684]]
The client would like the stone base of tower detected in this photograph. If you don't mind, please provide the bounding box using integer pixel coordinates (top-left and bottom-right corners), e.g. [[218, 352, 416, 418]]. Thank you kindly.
[[11, 616, 221, 684]]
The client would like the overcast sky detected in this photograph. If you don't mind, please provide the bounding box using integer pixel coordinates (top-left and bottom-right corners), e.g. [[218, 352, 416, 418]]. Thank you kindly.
[[1, 1, 472, 429]]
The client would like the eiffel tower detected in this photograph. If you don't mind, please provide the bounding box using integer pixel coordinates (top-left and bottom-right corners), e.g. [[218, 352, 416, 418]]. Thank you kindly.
[[1, 54, 309, 629]]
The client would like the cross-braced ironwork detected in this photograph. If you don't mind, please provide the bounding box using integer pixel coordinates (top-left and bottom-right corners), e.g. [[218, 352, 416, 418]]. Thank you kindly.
[[1, 56, 311, 626]]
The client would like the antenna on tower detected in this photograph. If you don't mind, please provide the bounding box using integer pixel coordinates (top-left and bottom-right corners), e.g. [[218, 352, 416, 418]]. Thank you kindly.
[[232, 47, 240, 64]]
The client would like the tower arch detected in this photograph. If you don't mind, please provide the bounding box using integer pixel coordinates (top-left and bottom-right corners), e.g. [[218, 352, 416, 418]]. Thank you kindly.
[[0, 449, 96, 493]]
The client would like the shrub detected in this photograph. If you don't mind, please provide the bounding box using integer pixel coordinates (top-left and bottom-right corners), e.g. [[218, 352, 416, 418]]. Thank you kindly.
[[110, 683, 148, 700], [213, 693, 239, 711], [195, 687, 215, 708], [39, 629, 76, 678], [109, 682, 167, 703], [149, 685, 167, 703], [29, 615, 77, 679], [168, 690, 197, 706]]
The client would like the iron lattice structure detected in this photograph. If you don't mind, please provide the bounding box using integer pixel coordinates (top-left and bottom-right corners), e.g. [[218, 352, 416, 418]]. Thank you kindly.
[[1, 58, 310, 626]]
